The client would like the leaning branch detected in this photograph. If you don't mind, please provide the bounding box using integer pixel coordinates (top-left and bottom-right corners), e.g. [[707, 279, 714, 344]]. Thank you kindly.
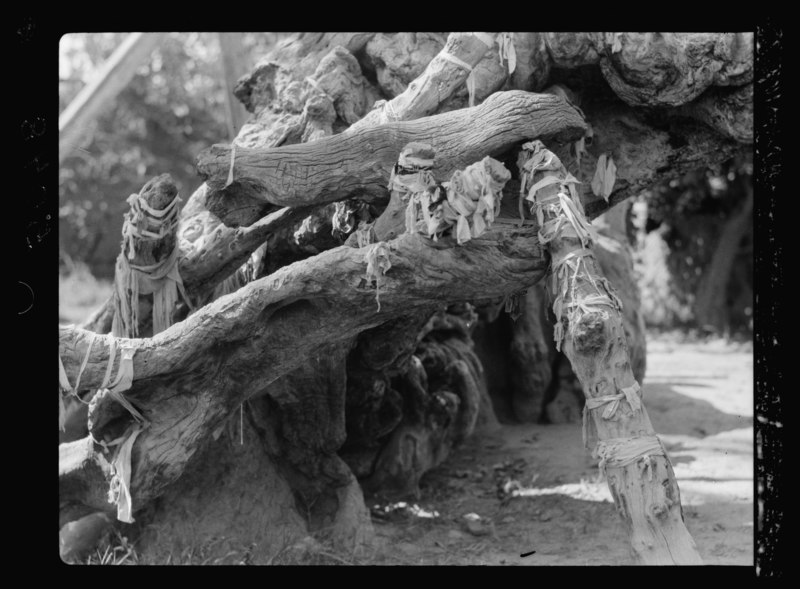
[[518, 140, 703, 564], [346, 32, 496, 132]]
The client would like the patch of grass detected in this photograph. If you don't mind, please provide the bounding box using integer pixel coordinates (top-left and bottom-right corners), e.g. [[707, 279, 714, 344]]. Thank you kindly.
[[84, 529, 140, 565]]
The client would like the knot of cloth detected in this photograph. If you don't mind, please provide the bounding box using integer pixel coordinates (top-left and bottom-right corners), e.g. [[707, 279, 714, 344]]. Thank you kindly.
[[388, 147, 438, 238], [113, 190, 190, 338], [517, 140, 596, 248], [437, 51, 477, 107], [415, 157, 509, 245], [594, 435, 668, 481], [582, 382, 642, 449], [548, 246, 622, 351], [364, 242, 392, 312], [121, 190, 181, 259]]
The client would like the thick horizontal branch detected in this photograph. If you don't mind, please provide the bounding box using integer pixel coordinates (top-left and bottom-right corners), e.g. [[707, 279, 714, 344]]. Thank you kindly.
[[60, 222, 548, 510], [177, 198, 315, 299], [197, 90, 586, 227]]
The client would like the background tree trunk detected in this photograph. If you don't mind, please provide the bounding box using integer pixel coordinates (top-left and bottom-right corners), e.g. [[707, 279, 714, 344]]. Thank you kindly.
[[693, 182, 754, 333]]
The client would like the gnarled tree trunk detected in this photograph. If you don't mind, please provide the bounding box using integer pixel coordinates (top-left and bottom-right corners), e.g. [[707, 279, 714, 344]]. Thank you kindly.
[[59, 31, 753, 564]]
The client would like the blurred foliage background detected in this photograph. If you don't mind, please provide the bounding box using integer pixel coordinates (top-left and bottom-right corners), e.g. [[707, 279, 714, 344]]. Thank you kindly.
[[58, 32, 285, 279], [633, 153, 753, 336], [59, 33, 752, 337]]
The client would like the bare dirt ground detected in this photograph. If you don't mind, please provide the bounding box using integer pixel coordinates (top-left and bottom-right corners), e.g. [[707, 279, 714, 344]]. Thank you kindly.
[[362, 332, 754, 566]]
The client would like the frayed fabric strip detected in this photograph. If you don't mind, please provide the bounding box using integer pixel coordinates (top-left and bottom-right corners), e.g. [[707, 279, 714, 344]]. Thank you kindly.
[[94, 335, 146, 425], [61, 334, 147, 521], [225, 144, 236, 188], [496, 33, 516, 74], [114, 188, 190, 338], [107, 423, 143, 523], [594, 435, 667, 477], [438, 51, 474, 74], [438, 52, 477, 107], [122, 192, 182, 259], [107, 347, 146, 424], [408, 157, 508, 245], [582, 382, 642, 449], [364, 242, 392, 311]]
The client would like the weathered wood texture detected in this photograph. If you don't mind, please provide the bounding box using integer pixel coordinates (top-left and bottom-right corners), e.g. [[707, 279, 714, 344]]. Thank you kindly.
[[197, 90, 587, 226], [541, 33, 753, 110], [520, 141, 702, 564], [61, 33, 753, 556], [60, 217, 549, 514], [349, 33, 494, 131], [80, 32, 752, 339], [542, 222, 648, 424]]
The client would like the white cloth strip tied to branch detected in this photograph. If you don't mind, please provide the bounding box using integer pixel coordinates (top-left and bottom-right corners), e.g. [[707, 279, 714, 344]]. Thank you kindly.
[[518, 141, 595, 246], [387, 147, 438, 238], [107, 422, 144, 523], [591, 152, 617, 202], [364, 242, 392, 312], [93, 334, 146, 523], [417, 157, 510, 245], [438, 51, 477, 107], [594, 435, 668, 482], [369, 99, 400, 125], [390, 168, 438, 236], [96, 335, 146, 425], [59, 332, 146, 521], [332, 201, 357, 235], [113, 190, 190, 338], [224, 143, 236, 188], [353, 221, 376, 248], [518, 141, 621, 349], [548, 247, 624, 350], [122, 191, 181, 257], [582, 382, 643, 450], [496, 33, 516, 75], [58, 332, 103, 430]]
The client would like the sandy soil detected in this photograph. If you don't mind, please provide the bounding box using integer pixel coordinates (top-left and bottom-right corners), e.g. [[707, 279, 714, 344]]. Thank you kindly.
[[362, 333, 754, 566]]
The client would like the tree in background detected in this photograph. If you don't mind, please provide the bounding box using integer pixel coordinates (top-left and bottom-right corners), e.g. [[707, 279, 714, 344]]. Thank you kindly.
[[59, 33, 285, 277], [635, 152, 753, 336]]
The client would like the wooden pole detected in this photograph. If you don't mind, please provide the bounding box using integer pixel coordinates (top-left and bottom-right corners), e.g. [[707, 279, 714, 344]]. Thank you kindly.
[[59, 32, 167, 164], [518, 140, 703, 565], [217, 33, 251, 140]]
